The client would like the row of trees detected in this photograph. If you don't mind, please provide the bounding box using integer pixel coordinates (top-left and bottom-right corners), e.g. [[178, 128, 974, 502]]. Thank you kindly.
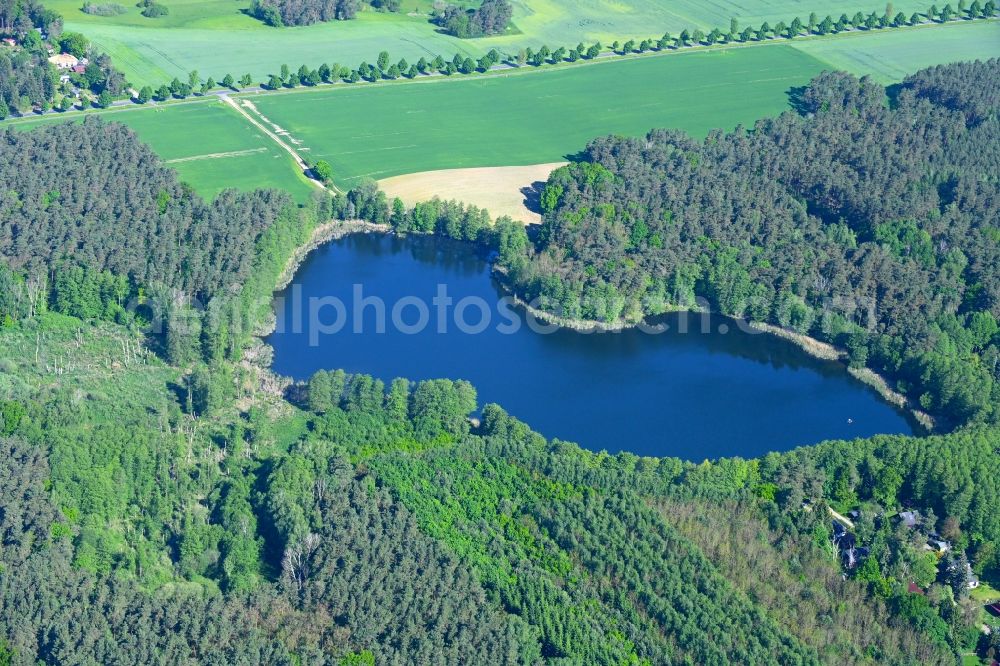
[[180, 1, 1000, 98], [258, 47, 507, 90], [665, 2, 1000, 47]]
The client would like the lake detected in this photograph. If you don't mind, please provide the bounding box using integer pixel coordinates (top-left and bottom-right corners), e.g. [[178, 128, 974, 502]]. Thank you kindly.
[[267, 233, 917, 459]]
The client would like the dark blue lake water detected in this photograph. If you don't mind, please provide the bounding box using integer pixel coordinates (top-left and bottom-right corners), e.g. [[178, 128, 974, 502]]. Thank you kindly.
[[267, 233, 917, 459]]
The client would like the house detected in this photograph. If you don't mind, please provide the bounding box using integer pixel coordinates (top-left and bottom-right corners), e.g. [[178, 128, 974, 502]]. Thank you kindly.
[[907, 581, 926, 595], [898, 510, 919, 528], [841, 539, 861, 568], [945, 558, 980, 589], [926, 537, 951, 554], [965, 562, 980, 590], [1, 37, 16, 47], [48, 53, 80, 70], [70, 64, 86, 75], [831, 525, 867, 568]]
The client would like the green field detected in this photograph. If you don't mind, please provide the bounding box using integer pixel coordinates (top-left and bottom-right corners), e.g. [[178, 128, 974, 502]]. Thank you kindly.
[[790, 19, 1000, 82], [7, 18, 997, 197], [5, 15, 1000, 201], [250, 45, 823, 185], [49, 0, 937, 87], [246, 16, 1000, 188], [8, 101, 315, 201]]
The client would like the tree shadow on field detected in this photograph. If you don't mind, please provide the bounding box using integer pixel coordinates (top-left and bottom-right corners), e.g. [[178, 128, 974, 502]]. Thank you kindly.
[[521, 181, 545, 217], [884, 82, 905, 109], [787, 85, 812, 116]]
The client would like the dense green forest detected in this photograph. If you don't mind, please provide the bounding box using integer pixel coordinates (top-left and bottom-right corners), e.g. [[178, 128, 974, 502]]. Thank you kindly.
[[0, 48, 54, 114], [0, 118, 317, 364], [489, 59, 1000, 429], [0, 62, 999, 664], [1, 308, 997, 662]]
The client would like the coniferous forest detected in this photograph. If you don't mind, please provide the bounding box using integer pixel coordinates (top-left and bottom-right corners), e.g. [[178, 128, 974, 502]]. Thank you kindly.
[[500, 60, 1000, 428], [0, 49, 998, 666]]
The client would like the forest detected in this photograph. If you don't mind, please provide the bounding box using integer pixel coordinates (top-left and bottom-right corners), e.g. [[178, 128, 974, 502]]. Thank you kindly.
[[1, 305, 997, 663], [249, 0, 367, 26], [0, 118, 313, 364], [492, 59, 1000, 430], [433, 0, 513, 38], [0, 48, 53, 114], [0, 0, 60, 37], [0, 53, 998, 666]]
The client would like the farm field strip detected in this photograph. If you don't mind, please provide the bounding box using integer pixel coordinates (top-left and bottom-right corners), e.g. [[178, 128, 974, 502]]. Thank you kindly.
[[788, 19, 1000, 82], [249, 45, 829, 187], [5, 19, 997, 203], [7, 100, 316, 202], [49, 0, 941, 86], [378, 162, 568, 224]]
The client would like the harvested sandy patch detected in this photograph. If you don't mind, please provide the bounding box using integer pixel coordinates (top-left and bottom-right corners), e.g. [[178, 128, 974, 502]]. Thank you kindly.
[[378, 162, 567, 224]]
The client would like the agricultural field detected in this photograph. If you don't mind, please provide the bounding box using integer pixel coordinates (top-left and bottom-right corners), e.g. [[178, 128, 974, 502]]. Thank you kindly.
[[379, 162, 567, 223], [247, 19, 1000, 189], [250, 45, 827, 187], [49, 4, 481, 88], [7, 100, 315, 201], [48, 0, 937, 87], [5, 18, 994, 205], [490, 0, 933, 50], [789, 19, 1000, 82]]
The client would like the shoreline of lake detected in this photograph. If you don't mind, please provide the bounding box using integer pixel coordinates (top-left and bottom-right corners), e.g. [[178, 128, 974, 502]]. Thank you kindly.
[[274, 220, 391, 293], [493, 266, 934, 433], [259, 227, 931, 442], [246, 221, 390, 400]]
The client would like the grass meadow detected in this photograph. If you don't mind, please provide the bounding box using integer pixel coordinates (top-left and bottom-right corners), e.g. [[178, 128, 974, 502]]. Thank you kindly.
[[48, 0, 940, 86], [8, 101, 315, 201]]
